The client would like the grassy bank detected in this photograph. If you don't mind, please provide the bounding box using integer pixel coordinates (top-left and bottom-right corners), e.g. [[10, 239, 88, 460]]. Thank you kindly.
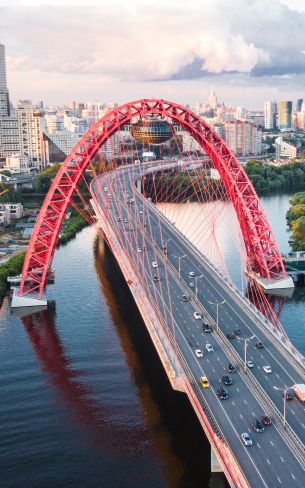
[[286, 192, 305, 251], [58, 214, 89, 245], [0, 252, 25, 304]]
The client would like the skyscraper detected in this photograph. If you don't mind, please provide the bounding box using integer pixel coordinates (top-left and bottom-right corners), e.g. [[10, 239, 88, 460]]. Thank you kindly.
[[264, 101, 277, 130], [208, 87, 218, 110], [278, 101, 292, 130], [296, 99, 303, 112], [0, 43, 10, 117]]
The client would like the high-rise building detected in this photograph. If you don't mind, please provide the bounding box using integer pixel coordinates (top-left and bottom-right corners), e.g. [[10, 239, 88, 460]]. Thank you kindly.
[[264, 101, 277, 130], [296, 99, 303, 112], [224, 121, 262, 156], [0, 43, 10, 117], [208, 87, 218, 110], [0, 43, 18, 162], [278, 101, 292, 130], [16, 100, 46, 171]]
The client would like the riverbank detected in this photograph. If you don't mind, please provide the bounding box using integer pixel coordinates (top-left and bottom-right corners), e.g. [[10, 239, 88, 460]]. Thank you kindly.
[[286, 192, 305, 251], [0, 252, 25, 304], [58, 214, 89, 245]]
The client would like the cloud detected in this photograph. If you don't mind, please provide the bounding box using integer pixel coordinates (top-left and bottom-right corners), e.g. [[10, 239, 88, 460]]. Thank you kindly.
[[0, 0, 305, 106], [0, 1, 275, 82]]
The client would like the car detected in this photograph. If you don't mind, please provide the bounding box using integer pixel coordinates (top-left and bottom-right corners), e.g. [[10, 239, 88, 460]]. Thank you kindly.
[[104, 186, 108, 192], [124, 226, 128, 231], [252, 418, 264, 432], [263, 365, 272, 374], [137, 248, 142, 253], [282, 391, 294, 400], [189, 282, 194, 287], [256, 341, 264, 349], [246, 360, 254, 368], [153, 275, 159, 282], [139, 210, 143, 214], [217, 387, 228, 400], [189, 271, 195, 277], [226, 332, 235, 340], [195, 349, 203, 358], [241, 432, 253, 446], [260, 415, 272, 426], [117, 217, 121, 222], [181, 295, 188, 302], [222, 375, 232, 386], [152, 261, 158, 268], [234, 328, 241, 336], [124, 218, 128, 223], [194, 312, 201, 320], [200, 376, 209, 388], [228, 363, 237, 373], [203, 324, 212, 333], [206, 343, 214, 352]]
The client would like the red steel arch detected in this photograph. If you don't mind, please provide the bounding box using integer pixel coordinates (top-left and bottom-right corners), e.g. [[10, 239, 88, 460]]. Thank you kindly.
[[19, 98, 286, 297]]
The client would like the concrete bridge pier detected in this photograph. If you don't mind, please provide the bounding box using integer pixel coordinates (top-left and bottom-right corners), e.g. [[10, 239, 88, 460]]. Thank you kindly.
[[136, 178, 142, 193], [211, 446, 223, 473]]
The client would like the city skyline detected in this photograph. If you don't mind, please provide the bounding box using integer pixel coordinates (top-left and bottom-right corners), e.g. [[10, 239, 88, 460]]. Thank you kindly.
[[0, 0, 305, 107]]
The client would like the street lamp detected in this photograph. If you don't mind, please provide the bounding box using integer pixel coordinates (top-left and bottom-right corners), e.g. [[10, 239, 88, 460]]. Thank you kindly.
[[207, 300, 225, 333], [274, 385, 294, 429], [195, 274, 204, 300], [174, 254, 186, 279], [237, 335, 255, 373]]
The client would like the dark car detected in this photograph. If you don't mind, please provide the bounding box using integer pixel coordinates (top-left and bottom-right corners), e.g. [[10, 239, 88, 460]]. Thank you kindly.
[[153, 275, 159, 282], [228, 363, 237, 373], [255, 341, 264, 349], [222, 375, 233, 386], [282, 391, 294, 400], [260, 415, 272, 426], [226, 333, 235, 340], [252, 418, 264, 432], [234, 328, 241, 336], [217, 387, 228, 400], [203, 323, 212, 333], [181, 295, 188, 302]]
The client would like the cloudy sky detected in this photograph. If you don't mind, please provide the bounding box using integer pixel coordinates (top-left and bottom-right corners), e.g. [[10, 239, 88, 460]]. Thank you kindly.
[[0, 0, 305, 108]]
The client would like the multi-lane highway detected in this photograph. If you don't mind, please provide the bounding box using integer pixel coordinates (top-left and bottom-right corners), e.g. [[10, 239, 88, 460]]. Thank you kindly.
[[91, 160, 305, 487]]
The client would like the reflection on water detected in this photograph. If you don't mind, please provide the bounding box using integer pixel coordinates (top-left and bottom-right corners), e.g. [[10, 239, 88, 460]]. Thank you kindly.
[[0, 226, 227, 488]]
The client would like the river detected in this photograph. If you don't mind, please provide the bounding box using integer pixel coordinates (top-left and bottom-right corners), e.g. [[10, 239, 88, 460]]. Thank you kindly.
[[0, 192, 304, 488]]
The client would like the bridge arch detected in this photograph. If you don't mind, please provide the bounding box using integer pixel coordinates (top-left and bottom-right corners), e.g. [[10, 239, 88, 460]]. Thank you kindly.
[[19, 98, 286, 297]]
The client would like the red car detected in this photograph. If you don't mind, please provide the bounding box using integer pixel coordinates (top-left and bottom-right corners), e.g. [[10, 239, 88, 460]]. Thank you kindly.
[[260, 415, 272, 426]]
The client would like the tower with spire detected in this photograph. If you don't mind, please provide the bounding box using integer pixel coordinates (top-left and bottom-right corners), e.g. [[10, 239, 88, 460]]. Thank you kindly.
[[208, 86, 218, 111]]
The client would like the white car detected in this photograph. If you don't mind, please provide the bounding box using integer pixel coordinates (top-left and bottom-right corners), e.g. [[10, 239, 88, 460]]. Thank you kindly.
[[241, 432, 253, 446], [263, 365, 272, 374], [195, 349, 203, 358], [194, 312, 201, 320], [246, 360, 254, 368], [189, 271, 195, 276], [206, 343, 214, 352], [139, 210, 143, 215], [124, 218, 128, 223], [137, 248, 142, 253], [152, 261, 158, 268], [189, 282, 194, 287]]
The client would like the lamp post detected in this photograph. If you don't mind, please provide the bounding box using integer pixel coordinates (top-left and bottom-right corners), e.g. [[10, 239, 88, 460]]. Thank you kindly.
[[174, 254, 186, 280], [274, 385, 294, 429], [208, 300, 225, 333], [237, 335, 255, 373], [195, 274, 204, 300]]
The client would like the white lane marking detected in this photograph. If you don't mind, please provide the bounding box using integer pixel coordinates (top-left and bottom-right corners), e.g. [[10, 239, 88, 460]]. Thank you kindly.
[[236, 388, 240, 392], [277, 477, 281, 484], [232, 401, 236, 406], [239, 414, 243, 419], [291, 474, 295, 480], [301, 423, 305, 429], [280, 457, 284, 463], [244, 399, 247, 404], [257, 442, 261, 449], [270, 441, 274, 446], [267, 459, 271, 465], [291, 410, 295, 415]]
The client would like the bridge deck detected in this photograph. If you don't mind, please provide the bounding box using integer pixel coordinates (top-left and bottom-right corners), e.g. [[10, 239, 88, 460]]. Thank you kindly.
[[91, 162, 305, 488]]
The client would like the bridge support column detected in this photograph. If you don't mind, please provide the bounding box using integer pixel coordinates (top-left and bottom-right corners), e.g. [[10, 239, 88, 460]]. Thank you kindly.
[[211, 446, 223, 473], [136, 178, 142, 194]]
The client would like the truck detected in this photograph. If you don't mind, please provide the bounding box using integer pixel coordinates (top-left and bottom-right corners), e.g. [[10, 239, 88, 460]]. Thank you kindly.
[[293, 384, 305, 402]]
